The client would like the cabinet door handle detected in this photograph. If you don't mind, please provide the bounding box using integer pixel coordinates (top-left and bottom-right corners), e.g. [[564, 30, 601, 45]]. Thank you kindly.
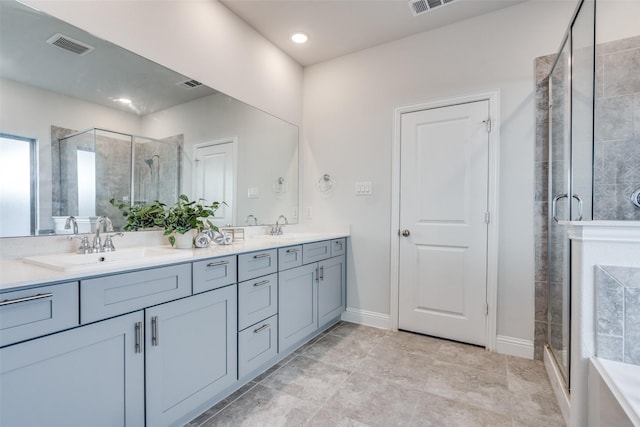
[[253, 280, 270, 287], [319, 265, 324, 281], [315, 267, 320, 283], [207, 260, 229, 267], [253, 324, 270, 334], [151, 316, 159, 346], [253, 253, 271, 259], [135, 321, 143, 353], [0, 292, 53, 306], [286, 248, 299, 253]]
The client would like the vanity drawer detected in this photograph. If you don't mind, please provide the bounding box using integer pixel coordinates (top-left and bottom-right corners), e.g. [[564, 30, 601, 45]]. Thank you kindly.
[[0, 282, 79, 347], [302, 241, 331, 264], [238, 249, 277, 282], [80, 264, 191, 323], [238, 273, 277, 330], [278, 245, 302, 271], [238, 315, 278, 379], [331, 238, 346, 257], [192, 255, 237, 294]]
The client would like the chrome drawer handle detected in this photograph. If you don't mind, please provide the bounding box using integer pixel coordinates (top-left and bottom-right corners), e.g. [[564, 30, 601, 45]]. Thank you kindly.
[[253, 280, 270, 287], [0, 292, 53, 307], [207, 260, 229, 267], [285, 248, 299, 253], [151, 316, 159, 346], [253, 253, 271, 259], [135, 321, 143, 353], [253, 324, 270, 334]]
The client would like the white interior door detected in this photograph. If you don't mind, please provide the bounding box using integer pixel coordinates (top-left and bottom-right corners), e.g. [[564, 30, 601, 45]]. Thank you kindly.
[[398, 100, 490, 346], [194, 140, 236, 227]]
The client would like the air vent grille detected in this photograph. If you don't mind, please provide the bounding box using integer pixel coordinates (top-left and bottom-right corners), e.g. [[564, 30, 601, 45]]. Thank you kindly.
[[46, 33, 94, 56], [409, 0, 456, 16], [177, 79, 203, 89]]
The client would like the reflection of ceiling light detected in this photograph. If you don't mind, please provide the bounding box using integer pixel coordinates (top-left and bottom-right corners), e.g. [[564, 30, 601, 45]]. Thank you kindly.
[[115, 98, 132, 105], [290, 33, 308, 44]]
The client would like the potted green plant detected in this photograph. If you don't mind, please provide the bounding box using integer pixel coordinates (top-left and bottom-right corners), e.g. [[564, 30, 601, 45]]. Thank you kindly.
[[162, 195, 221, 248], [109, 199, 166, 231], [111, 195, 222, 248]]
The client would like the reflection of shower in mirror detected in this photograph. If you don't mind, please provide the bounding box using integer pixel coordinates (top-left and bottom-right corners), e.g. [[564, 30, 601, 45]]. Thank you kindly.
[[144, 154, 160, 173]]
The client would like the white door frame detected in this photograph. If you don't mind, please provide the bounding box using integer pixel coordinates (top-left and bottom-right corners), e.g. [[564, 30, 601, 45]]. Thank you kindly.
[[192, 137, 238, 225], [390, 90, 500, 351]]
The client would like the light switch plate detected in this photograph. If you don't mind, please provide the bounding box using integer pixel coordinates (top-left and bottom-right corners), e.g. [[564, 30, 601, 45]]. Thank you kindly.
[[247, 187, 259, 199], [355, 181, 372, 195]]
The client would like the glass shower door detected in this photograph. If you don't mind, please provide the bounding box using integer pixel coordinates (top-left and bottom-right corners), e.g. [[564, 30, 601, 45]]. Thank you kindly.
[[547, 0, 595, 388], [548, 36, 572, 385]]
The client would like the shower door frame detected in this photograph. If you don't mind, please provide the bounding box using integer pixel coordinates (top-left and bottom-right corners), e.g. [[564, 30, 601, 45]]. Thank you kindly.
[[547, 0, 596, 390]]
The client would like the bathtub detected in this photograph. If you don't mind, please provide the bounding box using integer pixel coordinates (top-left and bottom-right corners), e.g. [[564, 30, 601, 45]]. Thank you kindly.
[[589, 357, 640, 426]]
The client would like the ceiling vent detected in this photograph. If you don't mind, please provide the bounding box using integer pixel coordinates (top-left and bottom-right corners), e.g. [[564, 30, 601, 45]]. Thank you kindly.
[[409, 0, 456, 16], [46, 33, 94, 56], [177, 79, 203, 89]]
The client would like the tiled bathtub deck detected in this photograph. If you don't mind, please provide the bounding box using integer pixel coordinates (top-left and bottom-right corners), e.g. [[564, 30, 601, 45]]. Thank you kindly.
[[186, 322, 564, 427]]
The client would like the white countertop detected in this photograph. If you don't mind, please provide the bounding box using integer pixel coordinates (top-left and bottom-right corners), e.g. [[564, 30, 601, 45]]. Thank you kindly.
[[0, 232, 349, 292]]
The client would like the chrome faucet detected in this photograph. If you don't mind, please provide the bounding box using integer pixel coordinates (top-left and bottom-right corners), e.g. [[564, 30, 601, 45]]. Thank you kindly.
[[271, 215, 288, 235], [245, 214, 258, 226], [64, 216, 78, 234], [93, 216, 114, 252]]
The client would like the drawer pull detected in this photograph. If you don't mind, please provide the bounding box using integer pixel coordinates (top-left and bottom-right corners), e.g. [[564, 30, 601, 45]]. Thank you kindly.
[[135, 321, 143, 353], [253, 280, 270, 287], [0, 292, 53, 307], [253, 324, 270, 334], [151, 316, 159, 346], [253, 253, 271, 259], [285, 248, 299, 253], [207, 260, 230, 267]]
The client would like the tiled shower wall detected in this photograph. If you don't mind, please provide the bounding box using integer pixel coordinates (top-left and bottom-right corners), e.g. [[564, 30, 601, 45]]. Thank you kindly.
[[593, 36, 640, 220], [534, 36, 640, 359], [595, 265, 640, 365]]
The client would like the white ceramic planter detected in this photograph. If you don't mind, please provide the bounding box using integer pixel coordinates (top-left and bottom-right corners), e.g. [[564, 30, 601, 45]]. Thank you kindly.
[[172, 231, 194, 249]]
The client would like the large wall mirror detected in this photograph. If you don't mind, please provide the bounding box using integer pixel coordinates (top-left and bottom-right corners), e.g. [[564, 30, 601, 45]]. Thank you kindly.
[[0, 0, 299, 237]]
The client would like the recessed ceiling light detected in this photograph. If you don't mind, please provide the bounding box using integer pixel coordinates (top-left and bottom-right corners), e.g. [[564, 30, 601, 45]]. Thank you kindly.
[[290, 33, 308, 44], [114, 98, 132, 105]]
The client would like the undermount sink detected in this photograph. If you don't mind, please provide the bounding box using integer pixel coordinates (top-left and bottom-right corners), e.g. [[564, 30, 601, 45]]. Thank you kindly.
[[23, 247, 192, 272]]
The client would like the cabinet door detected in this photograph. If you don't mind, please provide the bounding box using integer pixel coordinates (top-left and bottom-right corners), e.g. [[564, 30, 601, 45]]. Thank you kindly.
[[145, 285, 237, 427], [278, 263, 318, 352], [318, 256, 346, 328], [1, 311, 144, 427]]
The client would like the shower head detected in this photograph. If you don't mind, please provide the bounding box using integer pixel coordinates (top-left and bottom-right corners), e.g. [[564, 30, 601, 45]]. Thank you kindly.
[[144, 154, 160, 168]]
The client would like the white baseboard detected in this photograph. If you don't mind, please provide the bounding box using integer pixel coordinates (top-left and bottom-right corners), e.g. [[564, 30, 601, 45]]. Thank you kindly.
[[341, 307, 390, 329], [495, 335, 534, 359]]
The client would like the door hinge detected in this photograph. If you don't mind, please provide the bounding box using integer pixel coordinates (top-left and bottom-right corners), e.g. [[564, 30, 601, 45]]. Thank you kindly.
[[484, 212, 491, 224], [485, 303, 489, 316], [483, 118, 492, 133]]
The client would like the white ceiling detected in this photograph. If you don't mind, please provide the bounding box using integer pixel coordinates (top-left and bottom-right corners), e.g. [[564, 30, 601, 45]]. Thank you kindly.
[[220, 0, 527, 66]]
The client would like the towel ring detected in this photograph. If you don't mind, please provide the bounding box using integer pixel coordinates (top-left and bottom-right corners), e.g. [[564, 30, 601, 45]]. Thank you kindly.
[[317, 174, 333, 192]]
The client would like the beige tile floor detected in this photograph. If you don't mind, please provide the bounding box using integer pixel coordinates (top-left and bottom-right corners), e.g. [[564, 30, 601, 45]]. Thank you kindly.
[[186, 322, 565, 427]]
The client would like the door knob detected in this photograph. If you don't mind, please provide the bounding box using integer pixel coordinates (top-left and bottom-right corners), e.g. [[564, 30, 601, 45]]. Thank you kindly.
[[401, 229, 410, 237]]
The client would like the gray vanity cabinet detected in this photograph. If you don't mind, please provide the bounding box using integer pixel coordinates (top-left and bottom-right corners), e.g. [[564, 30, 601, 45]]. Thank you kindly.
[[0, 311, 145, 427], [318, 255, 346, 328], [145, 284, 237, 427], [278, 262, 318, 351], [279, 240, 346, 352]]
